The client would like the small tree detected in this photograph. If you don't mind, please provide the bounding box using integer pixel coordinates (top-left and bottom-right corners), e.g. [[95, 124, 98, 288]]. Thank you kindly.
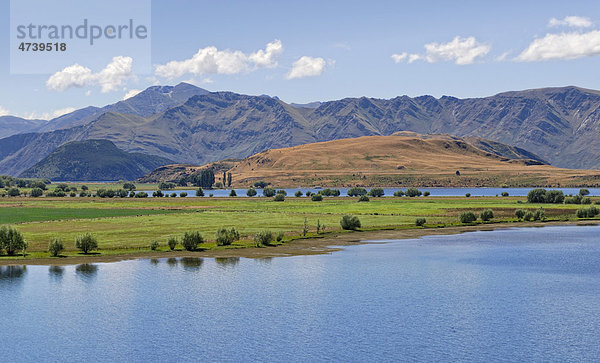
[[254, 181, 269, 188], [393, 190, 405, 197], [294, 190, 303, 197], [523, 211, 534, 221], [180, 192, 188, 197], [415, 218, 426, 227], [423, 191, 431, 197], [7, 188, 20, 197], [167, 237, 178, 251], [527, 188, 547, 203], [150, 240, 159, 251], [227, 172, 232, 187], [533, 208, 546, 221], [358, 195, 370, 202], [48, 238, 64, 257], [340, 215, 361, 230], [480, 209, 494, 221], [368, 188, 385, 197], [459, 211, 477, 224], [276, 231, 285, 242], [405, 188, 422, 197], [303, 217, 309, 236], [229, 190, 237, 197], [0, 226, 27, 256], [501, 192, 509, 197], [196, 188, 205, 197], [263, 187, 275, 197], [254, 230, 273, 247], [75, 233, 98, 254], [30, 187, 43, 197], [515, 209, 526, 220], [465, 193, 471, 198], [247, 188, 257, 197], [274, 194, 285, 201], [311, 194, 323, 201], [181, 231, 203, 251], [347, 187, 367, 197], [580, 188, 590, 196], [123, 182, 136, 191], [215, 227, 240, 246]]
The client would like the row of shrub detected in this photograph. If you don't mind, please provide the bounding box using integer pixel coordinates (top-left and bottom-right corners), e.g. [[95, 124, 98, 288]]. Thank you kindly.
[[527, 188, 594, 205]]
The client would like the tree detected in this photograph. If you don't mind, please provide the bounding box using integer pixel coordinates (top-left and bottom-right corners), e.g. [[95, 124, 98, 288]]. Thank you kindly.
[[7, 188, 20, 197], [393, 190, 405, 197], [158, 182, 176, 190], [580, 188, 590, 196], [459, 211, 477, 224], [358, 195, 369, 202], [311, 194, 323, 201], [30, 187, 43, 197], [347, 187, 367, 197], [527, 188, 547, 203], [227, 172, 232, 187], [515, 209, 526, 220], [215, 227, 240, 246], [48, 238, 64, 257], [263, 187, 275, 197], [0, 226, 27, 256], [405, 188, 422, 197], [180, 192, 188, 197], [423, 191, 431, 197], [193, 169, 215, 189], [545, 190, 564, 204], [167, 237, 178, 251], [229, 190, 237, 197], [153, 190, 164, 197], [246, 187, 257, 197], [415, 218, 426, 227], [81, 185, 89, 191], [254, 181, 269, 188], [480, 209, 494, 221], [75, 233, 98, 254], [254, 230, 273, 247], [196, 188, 205, 197], [501, 192, 509, 197], [340, 215, 361, 230], [181, 231, 203, 251], [123, 182, 136, 191], [274, 194, 285, 201], [276, 189, 287, 196], [577, 206, 599, 218], [294, 190, 303, 197], [29, 181, 47, 190], [223, 171, 227, 186], [368, 188, 385, 197]]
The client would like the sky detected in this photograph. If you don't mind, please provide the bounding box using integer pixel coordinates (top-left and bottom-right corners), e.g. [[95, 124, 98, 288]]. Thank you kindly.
[[1, 0, 600, 119]]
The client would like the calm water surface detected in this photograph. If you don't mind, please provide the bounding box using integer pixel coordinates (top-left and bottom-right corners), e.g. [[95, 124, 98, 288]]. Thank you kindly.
[[1, 225, 599, 362]]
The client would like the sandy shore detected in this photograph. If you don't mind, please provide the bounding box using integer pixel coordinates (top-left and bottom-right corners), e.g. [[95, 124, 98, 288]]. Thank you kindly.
[[1, 220, 596, 266]]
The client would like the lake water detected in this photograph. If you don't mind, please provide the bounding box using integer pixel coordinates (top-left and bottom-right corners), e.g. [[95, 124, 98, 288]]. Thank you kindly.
[[1, 225, 599, 362], [141, 187, 600, 198]]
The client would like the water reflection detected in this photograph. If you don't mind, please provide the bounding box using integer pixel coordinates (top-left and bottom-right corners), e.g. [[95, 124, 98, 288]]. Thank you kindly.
[[215, 257, 240, 268], [0, 265, 27, 282], [180, 257, 203, 271], [48, 265, 64, 281], [150, 258, 160, 265], [166, 258, 178, 267], [75, 264, 98, 281], [256, 257, 272, 265]]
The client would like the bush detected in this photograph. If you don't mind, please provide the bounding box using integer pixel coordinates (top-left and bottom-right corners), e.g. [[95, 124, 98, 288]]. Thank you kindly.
[[81, 185, 88, 191], [134, 192, 148, 198], [319, 188, 340, 197], [97, 189, 116, 198], [181, 231, 203, 251], [123, 182, 136, 191], [30, 187, 43, 197], [340, 215, 361, 230], [523, 211, 534, 221], [48, 238, 64, 257], [527, 188, 547, 203], [459, 211, 477, 224], [515, 209, 526, 220], [0, 226, 27, 256], [254, 181, 269, 188], [533, 208, 546, 221], [246, 187, 257, 197], [47, 190, 66, 197], [347, 187, 367, 197], [358, 195, 370, 202], [294, 190, 303, 197], [117, 189, 129, 198], [501, 192, 509, 197], [423, 191, 431, 197], [167, 237, 178, 251], [415, 218, 426, 227], [565, 195, 583, 204], [196, 188, 205, 197], [406, 188, 422, 197], [75, 233, 98, 254], [229, 190, 237, 197], [153, 190, 164, 197], [169, 193, 177, 197], [393, 190, 405, 197], [7, 188, 20, 197], [276, 231, 285, 242], [368, 188, 385, 197], [150, 240, 159, 251], [576, 206, 599, 218], [29, 181, 47, 190], [254, 230, 273, 247], [263, 187, 275, 197], [215, 227, 240, 246], [180, 192, 188, 197], [580, 188, 590, 196], [311, 194, 323, 201], [582, 197, 592, 205], [276, 189, 288, 196], [545, 190, 565, 204], [465, 193, 471, 198], [273, 194, 285, 201], [70, 192, 76, 197], [158, 182, 176, 190], [480, 209, 494, 221]]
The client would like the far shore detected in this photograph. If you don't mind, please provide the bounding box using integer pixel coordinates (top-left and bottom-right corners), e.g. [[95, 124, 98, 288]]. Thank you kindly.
[[1, 220, 596, 266]]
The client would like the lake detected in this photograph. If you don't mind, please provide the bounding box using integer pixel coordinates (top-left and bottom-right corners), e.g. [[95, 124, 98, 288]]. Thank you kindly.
[[1, 225, 599, 361]]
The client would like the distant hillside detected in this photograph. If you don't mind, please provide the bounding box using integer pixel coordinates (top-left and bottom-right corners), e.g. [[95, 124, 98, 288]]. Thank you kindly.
[[0, 116, 46, 138], [20, 139, 172, 181]]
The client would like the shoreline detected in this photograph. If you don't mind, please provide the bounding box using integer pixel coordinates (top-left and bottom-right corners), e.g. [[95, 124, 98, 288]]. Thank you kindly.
[[1, 220, 596, 266]]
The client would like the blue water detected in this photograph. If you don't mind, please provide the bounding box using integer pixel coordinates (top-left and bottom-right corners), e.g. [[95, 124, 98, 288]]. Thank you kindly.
[[1, 225, 600, 362], [141, 187, 600, 197]]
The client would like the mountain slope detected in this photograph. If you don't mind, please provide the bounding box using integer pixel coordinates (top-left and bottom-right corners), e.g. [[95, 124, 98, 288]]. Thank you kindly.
[[0, 116, 47, 138], [19, 139, 172, 181]]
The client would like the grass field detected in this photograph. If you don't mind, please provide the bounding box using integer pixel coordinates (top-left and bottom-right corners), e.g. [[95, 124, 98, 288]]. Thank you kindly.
[[0, 194, 597, 260]]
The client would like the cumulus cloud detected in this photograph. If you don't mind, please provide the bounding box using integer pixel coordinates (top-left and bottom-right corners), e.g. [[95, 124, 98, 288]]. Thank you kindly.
[[155, 40, 283, 78], [123, 89, 142, 100], [393, 36, 490, 65], [0, 105, 9, 116], [285, 56, 327, 79], [549, 16, 593, 28], [46, 56, 133, 93], [515, 30, 600, 62]]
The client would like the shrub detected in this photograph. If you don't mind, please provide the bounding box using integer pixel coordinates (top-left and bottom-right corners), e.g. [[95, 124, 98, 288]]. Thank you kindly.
[[393, 190, 405, 197], [423, 191, 431, 197], [0, 226, 27, 256], [340, 215, 361, 230], [229, 190, 237, 197], [273, 194, 285, 201], [123, 182, 136, 191], [7, 188, 20, 197], [79, 191, 88, 197], [48, 238, 64, 257], [465, 193, 471, 198], [158, 182, 176, 190], [70, 192, 76, 197], [515, 209, 526, 220], [582, 197, 592, 205], [254, 181, 269, 188], [134, 192, 148, 198], [358, 195, 370, 202], [153, 190, 164, 197], [30, 187, 43, 197], [501, 192, 509, 197], [527, 188, 547, 203], [276, 231, 285, 242], [305, 191, 313, 197], [150, 240, 159, 251], [311, 194, 323, 201], [576, 206, 599, 219], [81, 185, 88, 191], [480, 209, 494, 221], [580, 188, 590, 196], [117, 189, 129, 198], [459, 211, 477, 224], [97, 189, 116, 198], [29, 181, 47, 190], [276, 189, 287, 196], [415, 218, 426, 227], [246, 187, 257, 197], [254, 230, 273, 247], [523, 211, 534, 221], [263, 187, 275, 197], [319, 188, 340, 197], [75, 233, 98, 254], [347, 187, 367, 197], [565, 195, 583, 204], [55, 183, 69, 192], [368, 187, 385, 197], [405, 188, 422, 197], [294, 190, 303, 197], [533, 208, 546, 221], [169, 193, 177, 198], [215, 227, 240, 246], [180, 192, 188, 197], [196, 188, 205, 197], [167, 237, 178, 251], [545, 190, 565, 204], [181, 231, 203, 251]]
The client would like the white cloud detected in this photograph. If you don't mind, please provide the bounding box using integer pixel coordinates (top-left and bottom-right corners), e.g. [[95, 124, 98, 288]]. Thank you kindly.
[[46, 56, 133, 93], [496, 51, 511, 62], [285, 56, 327, 79], [0, 105, 9, 116], [155, 40, 283, 78], [51, 107, 76, 118], [549, 16, 593, 28], [394, 36, 490, 65], [123, 89, 142, 100], [515, 30, 600, 62]]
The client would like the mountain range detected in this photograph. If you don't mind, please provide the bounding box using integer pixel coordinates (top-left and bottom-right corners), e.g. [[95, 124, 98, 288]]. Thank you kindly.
[[2, 83, 600, 178]]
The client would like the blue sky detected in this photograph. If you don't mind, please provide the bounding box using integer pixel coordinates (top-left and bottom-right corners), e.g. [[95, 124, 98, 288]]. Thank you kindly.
[[2, 0, 600, 119]]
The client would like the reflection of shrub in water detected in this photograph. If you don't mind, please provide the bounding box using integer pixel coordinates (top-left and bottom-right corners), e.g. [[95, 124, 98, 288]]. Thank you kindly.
[[215, 257, 240, 268], [166, 258, 179, 267], [0, 265, 27, 280], [75, 264, 98, 278], [150, 258, 160, 265], [48, 265, 64, 278], [181, 257, 203, 270]]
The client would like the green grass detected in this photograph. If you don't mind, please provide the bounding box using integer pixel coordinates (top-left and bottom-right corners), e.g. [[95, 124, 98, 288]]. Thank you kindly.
[[0, 195, 596, 258]]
